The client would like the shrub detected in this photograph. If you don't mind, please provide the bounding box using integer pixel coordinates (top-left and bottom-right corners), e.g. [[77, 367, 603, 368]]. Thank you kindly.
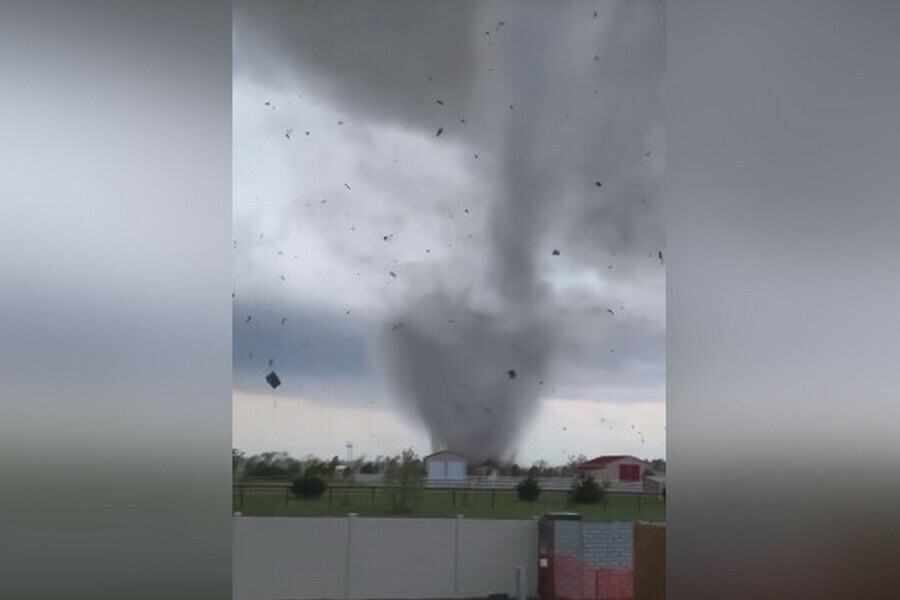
[[567, 474, 606, 505], [516, 475, 542, 502], [291, 474, 326, 499]]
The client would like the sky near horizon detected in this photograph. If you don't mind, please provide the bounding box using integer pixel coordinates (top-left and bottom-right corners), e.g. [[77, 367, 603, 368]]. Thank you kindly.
[[232, 0, 665, 465]]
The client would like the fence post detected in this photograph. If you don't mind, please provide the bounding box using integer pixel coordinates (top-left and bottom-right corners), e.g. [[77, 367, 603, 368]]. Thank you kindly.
[[330, 486, 334, 508], [455, 514, 463, 599], [453, 488, 456, 508], [284, 486, 289, 507], [345, 513, 356, 600], [516, 566, 526, 600], [491, 489, 496, 511]]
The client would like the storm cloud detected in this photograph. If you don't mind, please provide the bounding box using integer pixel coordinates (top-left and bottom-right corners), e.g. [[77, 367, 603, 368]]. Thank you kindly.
[[233, 0, 665, 461]]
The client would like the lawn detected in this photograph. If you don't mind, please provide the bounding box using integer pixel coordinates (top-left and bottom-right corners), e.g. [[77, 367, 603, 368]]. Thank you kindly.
[[233, 483, 665, 522]]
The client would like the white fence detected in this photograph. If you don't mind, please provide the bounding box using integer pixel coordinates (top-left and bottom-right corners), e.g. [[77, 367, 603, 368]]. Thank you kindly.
[[233, 516, 538, 600], [354, 474, 645, 493]]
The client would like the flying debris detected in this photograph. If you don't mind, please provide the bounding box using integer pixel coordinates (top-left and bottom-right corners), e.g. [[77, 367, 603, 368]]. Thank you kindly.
[[285, 128, 293, 139], [436, 127, 443, 137], [305, 131, 310, 136], [507, 369, 517, 380], [552, 249, 560, 256], [265, 371, 281, 389], [389, 271, 397, 278], [606, 308, 615, 315], [595, 181, 602, 187], [495, 21, 506, 32], [436, 99, 444, 105], [658, 250, 664, 263], [245, 315, 252, 323], [280, 318, 287, 325], [268, 358, 274, 367], [344, 183, 351, 190]]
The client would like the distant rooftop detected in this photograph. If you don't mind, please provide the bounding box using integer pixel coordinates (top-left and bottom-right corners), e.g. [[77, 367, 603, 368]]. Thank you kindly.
[[579, 455, 644, 468], [423, 450, 468, 462]]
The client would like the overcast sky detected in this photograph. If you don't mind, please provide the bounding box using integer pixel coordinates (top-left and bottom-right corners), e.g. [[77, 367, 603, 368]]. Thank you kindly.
[[232, 0, 665, 465]]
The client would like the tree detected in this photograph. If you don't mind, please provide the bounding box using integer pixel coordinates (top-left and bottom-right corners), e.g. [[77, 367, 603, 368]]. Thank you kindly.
[[232, 448, 245, 478], [562, 453, 588, 478], [568, 473, 607, 505], [291, 473, 326, 498], [516, 474, 542, 502], [383, 448, 423, 513]]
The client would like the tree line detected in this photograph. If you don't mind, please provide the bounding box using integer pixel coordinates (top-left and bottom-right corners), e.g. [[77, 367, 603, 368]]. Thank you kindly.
[[232, 449, 665, 481]]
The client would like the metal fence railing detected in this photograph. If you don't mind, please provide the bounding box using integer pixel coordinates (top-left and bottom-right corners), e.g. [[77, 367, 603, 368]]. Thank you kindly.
[[232, 481, 665, 521]]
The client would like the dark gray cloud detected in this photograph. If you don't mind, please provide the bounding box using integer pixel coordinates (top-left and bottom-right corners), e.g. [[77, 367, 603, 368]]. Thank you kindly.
[[234, 0, 665, 460], [232, 300, 369, 396]]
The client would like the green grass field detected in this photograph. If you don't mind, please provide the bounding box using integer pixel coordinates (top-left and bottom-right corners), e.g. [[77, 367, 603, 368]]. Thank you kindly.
[[233, 484, 665, 521]]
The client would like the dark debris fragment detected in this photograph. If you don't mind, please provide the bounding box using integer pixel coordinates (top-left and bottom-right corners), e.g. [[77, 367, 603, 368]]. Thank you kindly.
[[265, 371, 281, 389], [507, 369, 517, 380], [436, 127, 443, 137], [552, 249, 560, 256]]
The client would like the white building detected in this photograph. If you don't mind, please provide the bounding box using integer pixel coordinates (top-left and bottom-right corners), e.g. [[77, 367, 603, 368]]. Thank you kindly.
[[423, 450, 468, 483]]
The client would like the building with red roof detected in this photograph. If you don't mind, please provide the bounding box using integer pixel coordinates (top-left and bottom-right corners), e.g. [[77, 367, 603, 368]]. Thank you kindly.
[[577, 455, 648, 489]]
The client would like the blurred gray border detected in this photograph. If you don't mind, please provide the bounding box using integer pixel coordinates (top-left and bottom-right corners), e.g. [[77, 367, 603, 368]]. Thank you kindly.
[[3, 1, 900, 598]]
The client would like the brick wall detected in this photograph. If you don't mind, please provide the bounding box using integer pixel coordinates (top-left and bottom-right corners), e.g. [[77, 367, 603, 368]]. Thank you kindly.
[[547, 520, 635, 600]]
